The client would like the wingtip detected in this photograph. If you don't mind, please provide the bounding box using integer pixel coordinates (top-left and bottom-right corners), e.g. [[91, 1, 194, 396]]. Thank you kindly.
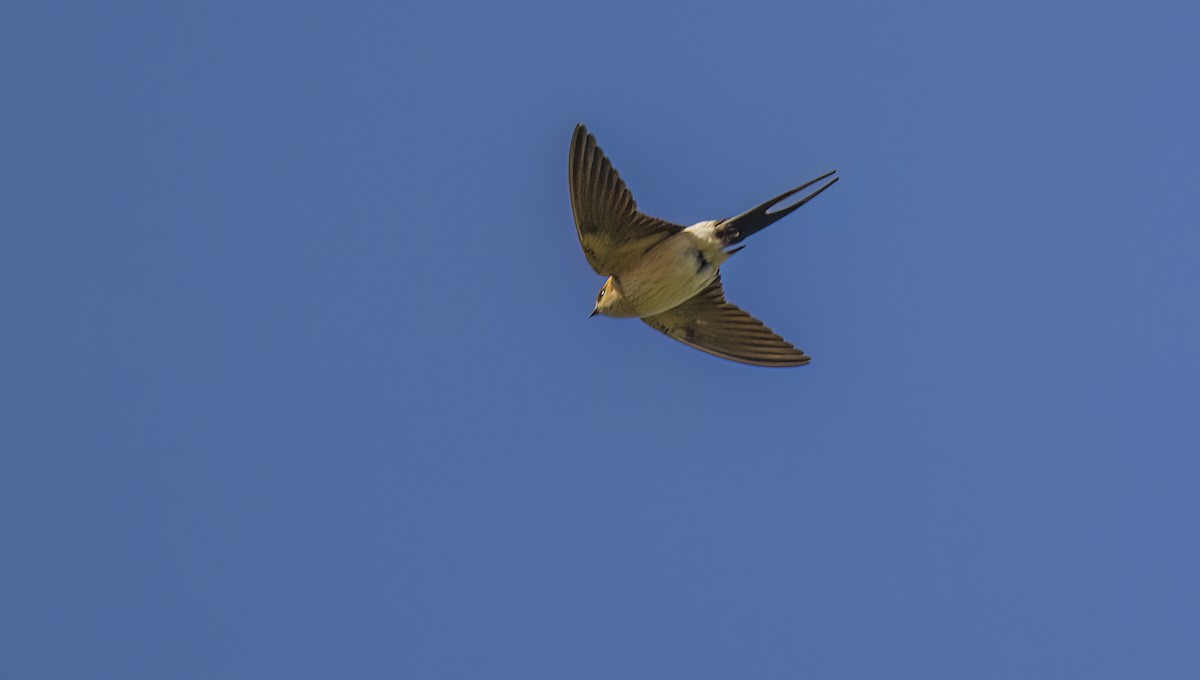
[[570, 124, 595, 157]]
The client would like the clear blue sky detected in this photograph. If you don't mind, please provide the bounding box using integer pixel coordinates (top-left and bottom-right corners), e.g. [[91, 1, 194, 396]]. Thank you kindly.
[[3, 1, 1199, 678]]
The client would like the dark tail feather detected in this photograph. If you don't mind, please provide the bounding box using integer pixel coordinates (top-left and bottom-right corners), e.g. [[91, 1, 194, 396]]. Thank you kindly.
[[717, 170, 838, 246]]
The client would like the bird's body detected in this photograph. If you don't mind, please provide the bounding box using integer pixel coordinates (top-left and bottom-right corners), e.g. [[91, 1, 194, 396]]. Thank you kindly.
[[598, 221, 728, 318], [568, 124, 837, 367]]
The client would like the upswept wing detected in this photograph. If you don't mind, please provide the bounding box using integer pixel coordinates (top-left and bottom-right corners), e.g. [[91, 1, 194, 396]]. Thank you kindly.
[[568, 124, 683, 275], [642, 276, 811, 367]]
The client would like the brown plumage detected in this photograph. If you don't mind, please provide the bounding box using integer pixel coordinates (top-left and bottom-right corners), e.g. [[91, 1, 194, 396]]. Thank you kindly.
[[568, 124, 837, 368]]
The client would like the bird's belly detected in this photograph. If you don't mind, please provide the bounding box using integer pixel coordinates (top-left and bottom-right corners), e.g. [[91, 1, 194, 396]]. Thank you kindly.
[[620, 239, 717, 317]]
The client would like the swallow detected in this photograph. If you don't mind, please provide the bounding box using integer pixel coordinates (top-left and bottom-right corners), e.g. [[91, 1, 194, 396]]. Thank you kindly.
[[568, 124, 838, 367]]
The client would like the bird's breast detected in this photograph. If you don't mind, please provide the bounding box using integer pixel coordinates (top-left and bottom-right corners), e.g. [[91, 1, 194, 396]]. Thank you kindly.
[[617, 233, 724, 317]]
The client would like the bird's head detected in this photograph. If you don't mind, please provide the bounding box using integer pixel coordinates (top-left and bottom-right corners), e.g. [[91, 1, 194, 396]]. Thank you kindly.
[[591, 277, 636, 318]]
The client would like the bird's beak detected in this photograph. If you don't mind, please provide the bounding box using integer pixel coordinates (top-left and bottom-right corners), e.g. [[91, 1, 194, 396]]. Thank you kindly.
[[589, 309, 598, 318]]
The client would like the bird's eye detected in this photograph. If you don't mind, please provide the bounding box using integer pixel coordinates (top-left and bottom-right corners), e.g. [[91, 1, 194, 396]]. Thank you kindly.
[[598, 290, 606, 299]]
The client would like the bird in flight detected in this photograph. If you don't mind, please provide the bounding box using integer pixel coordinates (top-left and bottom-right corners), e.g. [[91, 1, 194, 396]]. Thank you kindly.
[[568, 124, 838, 367]]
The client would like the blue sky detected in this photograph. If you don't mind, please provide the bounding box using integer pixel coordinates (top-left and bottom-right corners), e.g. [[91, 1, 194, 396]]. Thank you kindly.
[[3, 1, 1199, 677]]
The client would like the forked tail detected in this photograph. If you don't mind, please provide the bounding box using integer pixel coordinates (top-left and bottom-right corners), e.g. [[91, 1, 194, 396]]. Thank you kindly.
[[716, 170, 838, 247]]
